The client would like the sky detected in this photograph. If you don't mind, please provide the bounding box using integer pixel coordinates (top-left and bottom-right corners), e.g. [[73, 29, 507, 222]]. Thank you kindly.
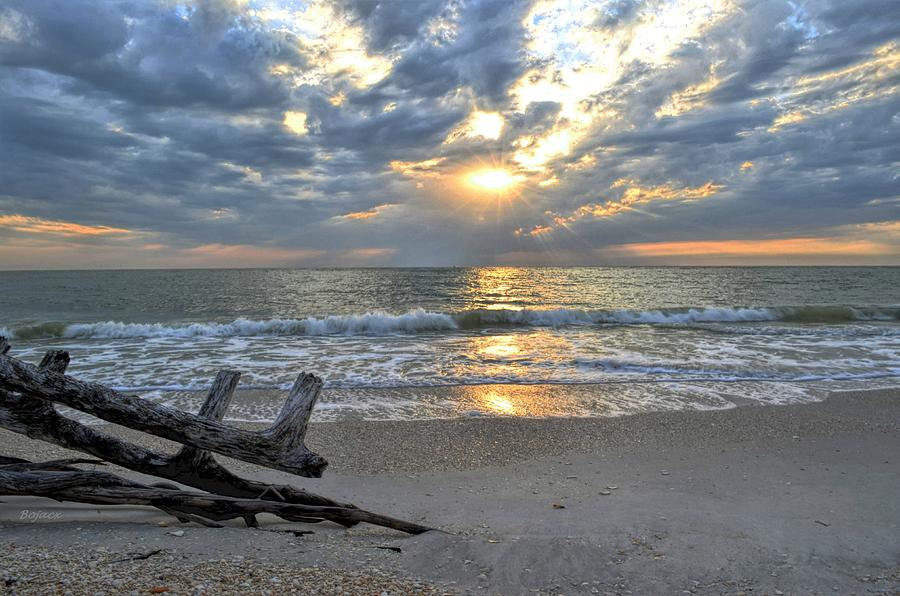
[[0, 0, 898, 268]]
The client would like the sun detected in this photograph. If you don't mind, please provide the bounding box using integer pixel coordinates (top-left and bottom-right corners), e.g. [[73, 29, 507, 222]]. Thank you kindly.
[[468, 168, 519, 191]]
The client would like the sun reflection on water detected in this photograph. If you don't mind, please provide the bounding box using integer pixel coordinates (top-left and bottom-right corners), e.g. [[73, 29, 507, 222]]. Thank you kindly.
[[474, 334, 522, 358], [455, 384, 582, 417], [461, 266, 545, 311], [458, 328, 575, 385]]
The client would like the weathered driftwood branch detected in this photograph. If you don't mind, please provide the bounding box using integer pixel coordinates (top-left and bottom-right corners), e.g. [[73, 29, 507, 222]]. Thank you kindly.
[[0, 338, 434, 534], [161, 370, 353, 527], [0, 458, 105, 472], [0, 347, 326, 477], [0, 349, 351, 512], [0, 466, 430, 533]]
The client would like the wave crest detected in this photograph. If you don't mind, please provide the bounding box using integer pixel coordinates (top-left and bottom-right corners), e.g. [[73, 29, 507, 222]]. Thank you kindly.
[[3, 305, 897, 340]]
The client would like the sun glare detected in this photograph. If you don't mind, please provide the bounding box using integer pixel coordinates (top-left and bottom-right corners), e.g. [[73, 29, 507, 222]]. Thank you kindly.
[[468, 169, 518, 190]]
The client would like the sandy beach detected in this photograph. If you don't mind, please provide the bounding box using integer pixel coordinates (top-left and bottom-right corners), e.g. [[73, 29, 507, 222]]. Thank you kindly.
[[1, 387, 898, 594]]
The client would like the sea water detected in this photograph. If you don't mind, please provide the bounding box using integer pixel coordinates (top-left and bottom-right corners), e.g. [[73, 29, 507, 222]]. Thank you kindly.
[[1, 267, 897, 421]]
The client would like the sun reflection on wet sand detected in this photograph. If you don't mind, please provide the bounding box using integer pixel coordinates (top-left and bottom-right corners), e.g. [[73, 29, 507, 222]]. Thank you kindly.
[[482, 390, 518, 414]]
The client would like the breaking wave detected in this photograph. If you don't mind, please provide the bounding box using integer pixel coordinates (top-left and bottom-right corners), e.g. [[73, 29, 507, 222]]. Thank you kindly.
[[3, 305, 898, 340]]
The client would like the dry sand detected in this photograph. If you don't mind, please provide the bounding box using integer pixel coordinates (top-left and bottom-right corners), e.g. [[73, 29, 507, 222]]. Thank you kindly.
[[1, 387, 899, 595]]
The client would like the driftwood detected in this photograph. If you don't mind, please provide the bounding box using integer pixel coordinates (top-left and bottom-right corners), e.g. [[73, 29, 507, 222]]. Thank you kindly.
[[0, 338, 431, 534], [0, 463, 429, 532], [0, 354, 351, 509], [0, 347, 325, 477]]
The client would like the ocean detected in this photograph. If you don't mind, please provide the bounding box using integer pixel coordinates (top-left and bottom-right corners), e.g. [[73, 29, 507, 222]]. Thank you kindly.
[[1, 267, 898, 422]]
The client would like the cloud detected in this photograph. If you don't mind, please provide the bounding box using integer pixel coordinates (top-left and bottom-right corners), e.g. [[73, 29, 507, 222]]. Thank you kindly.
[[283, 111, 308, 135], [337, 0, 448, 52], [524, 180, 724, 235], [0, 0, 897, 267], [444, 111, 505, 142], [337, 203, 398, 221], [0, 214, 132, 237], [0, 0, 306, 110]]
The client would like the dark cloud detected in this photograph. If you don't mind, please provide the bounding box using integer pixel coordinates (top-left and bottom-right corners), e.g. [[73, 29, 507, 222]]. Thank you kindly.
[[339, 0, 447, 52], [0, 95, 134, 160], [378, 0, 529, 105], [600, 110, 774, 150], [0, 0, 128, 66], [0, 0, 303, 110], [593, 0, 640, 29], [815, 0, 900, 29], [507, 101, 562, 138]]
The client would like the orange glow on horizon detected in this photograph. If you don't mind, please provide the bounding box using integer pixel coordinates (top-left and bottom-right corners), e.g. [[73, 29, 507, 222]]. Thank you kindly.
[[0, 214, 132, 237], [613, 237, 893, 257]]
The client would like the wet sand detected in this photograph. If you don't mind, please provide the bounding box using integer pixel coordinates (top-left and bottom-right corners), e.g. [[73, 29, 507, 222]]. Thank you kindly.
[[1, 388, 899, 594]]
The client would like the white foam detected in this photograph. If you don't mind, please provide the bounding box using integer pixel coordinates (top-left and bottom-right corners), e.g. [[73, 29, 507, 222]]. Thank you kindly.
[[58, 309, 458, 339]]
